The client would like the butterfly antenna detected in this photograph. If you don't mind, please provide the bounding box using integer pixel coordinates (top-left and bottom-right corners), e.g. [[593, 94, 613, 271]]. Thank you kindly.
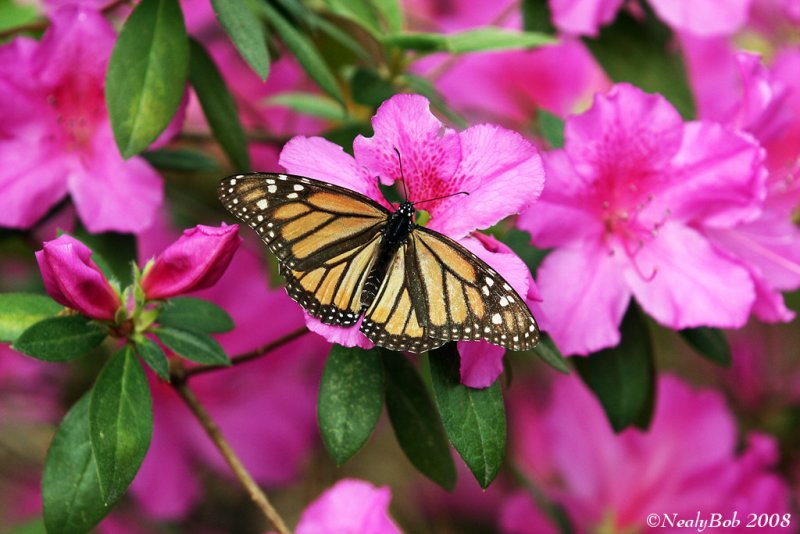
[[393, 147, 409, 202], [413, 191, 469, 206]]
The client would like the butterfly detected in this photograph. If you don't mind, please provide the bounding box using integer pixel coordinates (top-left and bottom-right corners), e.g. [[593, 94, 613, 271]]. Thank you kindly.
[[218, 172, 539, 353]]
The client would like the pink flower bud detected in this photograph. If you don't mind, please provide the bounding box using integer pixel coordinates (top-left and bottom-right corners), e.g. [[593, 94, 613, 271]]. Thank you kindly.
[[35, 234, 121, 321], [141, 223, 242, 300]]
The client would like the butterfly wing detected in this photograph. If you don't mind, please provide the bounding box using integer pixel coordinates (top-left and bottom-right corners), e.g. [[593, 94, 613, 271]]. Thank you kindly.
[[219, 173, 389, 326], [360, 226, 539, 353]]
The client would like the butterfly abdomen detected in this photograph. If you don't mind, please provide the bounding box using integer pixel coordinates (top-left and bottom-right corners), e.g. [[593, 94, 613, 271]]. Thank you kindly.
[[361, 203, 415, 309]]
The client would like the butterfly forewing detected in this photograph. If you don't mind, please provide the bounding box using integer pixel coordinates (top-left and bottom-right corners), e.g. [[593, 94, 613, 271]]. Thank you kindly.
[[219, 173, 388, 326]]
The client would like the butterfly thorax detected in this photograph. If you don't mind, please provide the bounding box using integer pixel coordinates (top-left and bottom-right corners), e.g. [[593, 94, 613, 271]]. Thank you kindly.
[[360, 202, 416, 309]]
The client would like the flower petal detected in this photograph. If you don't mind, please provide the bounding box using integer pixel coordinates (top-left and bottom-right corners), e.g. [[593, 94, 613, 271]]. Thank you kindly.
[[550, 0, 624, 36], [457, 340, 505, 388], [518, 150, 604, 248], [69, 125, 164, 233], [649, 0, 751, 36], [662, 121, 766, 228], [0, 139, 70, 228], [427, 124, 544, 238], [141, 223, 242, 300], [305, 314, 375, 350], [535, 239, 631, 355], [35, 234, 120, 320], [565, 84, 684, 186], [353, 94, 462, 206], [625, 223, 755, 329], [295, 479, 402, 534], [280, 135, 389, 208]]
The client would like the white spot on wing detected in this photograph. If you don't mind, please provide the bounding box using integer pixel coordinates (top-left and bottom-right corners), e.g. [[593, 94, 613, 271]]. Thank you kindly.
[[491, 313, 502, 325], [257, 199, 268, 210], [267, 185, 277, 194], [287, 193, 299, 199]]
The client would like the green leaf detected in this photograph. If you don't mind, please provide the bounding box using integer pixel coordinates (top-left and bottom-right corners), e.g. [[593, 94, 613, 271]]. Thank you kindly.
[[189, 38, 251, 171], [0, 0, 39, 33], [318, 345, 384, 465], [90, 346, 153, 504], [679, 327, 731, 367], [135, 336, 170, 380], [0, 292, 62, 343], [72, 226, 137, 288], [261, 2, 344, 104], [350, 68, 396, 108], [383, 351, 456, 490], [447, 28, 555, 53], [583, 6, 695, 119], [574, 305, 656, 432], [324, 0, 381, 34], [106, 0, 189, 157], [155, 325, 230, 366], [384, 28, 554, 54], [266, 92, 346, 120], [157, 297, 234, 334], [211, 0, 270, 80], [142, 148, 220, 172], [373, 0, 403, 32], [531, 334, 570, 374], [429, 344, 506, 488], [537, 109, 564, 149], [5, 517, 45, 534], [13, 316, 106, 362], [521, 0, 556, 34], [43, 395, 113, 534]]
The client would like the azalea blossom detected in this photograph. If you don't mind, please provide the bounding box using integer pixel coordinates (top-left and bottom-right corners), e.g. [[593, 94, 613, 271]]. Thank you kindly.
[[279, 94, 544, 387], [141, 223, 242, 300], [35, 234, 121, 321], [681, 46, 800, 321], [289, 479, 402, 534], [407, 0, 608, 126], [550, 0, 752, 37], [519, 83, 766, 355], [501, 374, 791, 533], [0, 6, 167, 233]]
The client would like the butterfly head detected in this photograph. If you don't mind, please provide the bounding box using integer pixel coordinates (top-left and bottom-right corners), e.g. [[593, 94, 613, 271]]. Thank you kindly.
[[397, 201, 416, 221]]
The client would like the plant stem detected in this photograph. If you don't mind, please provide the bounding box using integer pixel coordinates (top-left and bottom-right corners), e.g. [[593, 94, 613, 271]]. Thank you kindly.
[[183, 326, 309, 378], [172, 375, 293, 534]]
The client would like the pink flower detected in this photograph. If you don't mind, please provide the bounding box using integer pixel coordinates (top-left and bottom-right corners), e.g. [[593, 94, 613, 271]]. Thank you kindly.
[[35, 234, 121, 320], [280, 94, 544, 386], [131, 228, 328, 518], [0, 7, 164, 233], [141, 223, 242, 300], [291, 479, 402, 534], [502, 374, 791, 533], [682, 45, 800, 321], [519, 83, 765, 355], [551, 0, 752, 37]]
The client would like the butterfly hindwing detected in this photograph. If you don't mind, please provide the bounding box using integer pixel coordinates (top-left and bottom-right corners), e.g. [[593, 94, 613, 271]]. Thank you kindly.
[[411, 228, 539, 350], [360, 242, 446, 353], [361, 227, 539, 352], [219, 173, 389, 326]]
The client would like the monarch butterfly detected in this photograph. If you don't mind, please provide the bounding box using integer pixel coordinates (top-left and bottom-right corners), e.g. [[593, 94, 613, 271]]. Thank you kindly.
[[218, 172, 539, 353]]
